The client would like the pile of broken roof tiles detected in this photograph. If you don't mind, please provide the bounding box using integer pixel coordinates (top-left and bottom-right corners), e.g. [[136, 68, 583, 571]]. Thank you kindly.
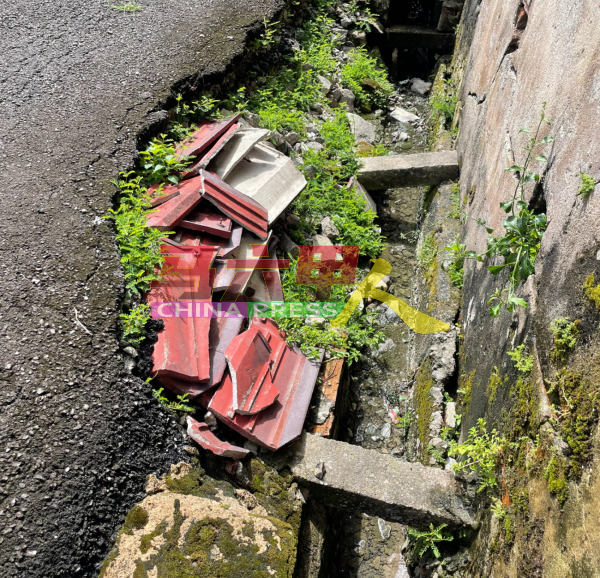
[[143, 114, 324, 459]]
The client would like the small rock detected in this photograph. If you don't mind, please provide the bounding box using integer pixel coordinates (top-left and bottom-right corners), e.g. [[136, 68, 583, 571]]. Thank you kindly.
[[302, 62, 313, 71], [429, 411, 443, 433], [184, 445, 200, 456], [348, 29, 367, 46], [123, 346, 137, 358], [285, 131, 301, 146], [145, 474, 167, 494], [445, 457, 457, 472], [347, 112, 376, 144], [371, 555, 381, 570], [301, 141, 324, 153], [204, 411, 218, 430], [310, 102, 325, 114], [312, 234, 333, 247], [286, 213, 301, 225], [243, 440, 259, 454], [445, 402, 456, 428], [243, 112, 261, 127], [123, 357, 136, 373], [317, 75, 332, 94], [380, 423, 392, 439], [320, 216, 340, 239], [305, 164, 318, 179], [338, 88, 356, 110], [399, 132, 409, 141], [340, 15, 352, 28], [314, 460, 326, 480], [328, 86, 344, 107], [410, 78, 432, 95], [270, 130, 286, 147], [431, 437, 447, 451], [390, 106, 420, 123]]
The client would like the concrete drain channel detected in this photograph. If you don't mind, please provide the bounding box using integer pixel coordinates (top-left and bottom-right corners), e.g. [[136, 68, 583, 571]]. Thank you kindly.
[[101, 2, 470, 577]]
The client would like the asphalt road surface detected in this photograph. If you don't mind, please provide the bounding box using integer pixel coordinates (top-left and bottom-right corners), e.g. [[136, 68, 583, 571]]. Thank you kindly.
[[0, 0, 284, 575]]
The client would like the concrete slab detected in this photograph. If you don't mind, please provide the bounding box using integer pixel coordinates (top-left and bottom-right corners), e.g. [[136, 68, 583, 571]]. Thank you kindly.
[[209, 127, 270, 179], [387, 25, 455, 50], [288, 433, 475, 530], [225, 142, 307, 224], [358, 151, 459, 190]]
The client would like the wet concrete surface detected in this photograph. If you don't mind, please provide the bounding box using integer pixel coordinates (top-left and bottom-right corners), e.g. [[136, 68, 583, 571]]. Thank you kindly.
[[0, 1, 287, 576]]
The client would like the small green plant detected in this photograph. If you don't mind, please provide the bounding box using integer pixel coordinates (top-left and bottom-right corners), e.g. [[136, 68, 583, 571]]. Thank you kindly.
[[252, 18, 280, 50], [544, 455, 569, 506], [354, 7, 378, 31], [431, 90, 457, 124], [395, 411, 413, 430], [120, 303, 151, 347], [108, 173, 170, 294], [460, 104, 552, 317], [408, 524, 453, 560], [583, 273, 600, 311], [578, 173, 595, 198], [109, 1, 142, 11], [448, 181, 461, 218], [357, 143, 389, 157], [550, 318, 579, 363], [139, 135, 191, 185], [417, 233, 438, 270], [443, 241, 473, 289], [341, 48, 394, 110], [490, 498, 507, 520], [508, 344, 534, 374], [449, 418, 505, 493], [153, 387, 194, 412]]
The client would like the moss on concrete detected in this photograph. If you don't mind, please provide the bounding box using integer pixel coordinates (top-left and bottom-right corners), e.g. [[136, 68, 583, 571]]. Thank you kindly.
[[487, 367, 503, 406], [583, 273, 600, 311], [544, 455, 569, 506], [458, 370, 475, 416], [413, 359, 436, 464]]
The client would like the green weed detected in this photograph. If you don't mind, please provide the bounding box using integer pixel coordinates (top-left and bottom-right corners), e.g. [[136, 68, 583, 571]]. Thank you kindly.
[[120, 303, 151, 347], [109, 173, 170, 294], [449, 418, 505, 493], [251, 18, 280, 51], [578, 173, 595, 198], [448, 181, 461, 218], [408, 524, 453, 560], [550, 318, 579, 363], [153, 387, 194, 412], [443, 241, 470, 289], [508, 344, 534, 374], [341, 48, 394, 110], [583, 274, 600, 311], [417, 233, 438, 270], [139, 135, 191, 185]]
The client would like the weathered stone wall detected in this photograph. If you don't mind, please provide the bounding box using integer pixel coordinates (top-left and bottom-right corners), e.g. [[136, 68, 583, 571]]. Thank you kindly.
[[449, 0, 600, 575]]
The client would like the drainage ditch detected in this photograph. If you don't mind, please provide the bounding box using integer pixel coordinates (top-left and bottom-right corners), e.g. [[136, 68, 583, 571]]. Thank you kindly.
[[102, 1, 470, 576]]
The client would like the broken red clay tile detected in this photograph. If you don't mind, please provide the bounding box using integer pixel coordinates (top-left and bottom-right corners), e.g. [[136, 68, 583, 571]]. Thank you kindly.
[[208, 314, 245, 386], [147, 173, 267, 240], [147, 246, 218, 382], [148, 184, 181, 208], [180, 205, 233, 238], [176, 225, 243, 258], [186, 416, 250, 459], [175, 115, 241, 161], [144, 180, 202, 230], [226, 328, 280, 415], [200, 170, 268, 240], [207, 318, 324, 450], [181, 121, 240, 179]]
